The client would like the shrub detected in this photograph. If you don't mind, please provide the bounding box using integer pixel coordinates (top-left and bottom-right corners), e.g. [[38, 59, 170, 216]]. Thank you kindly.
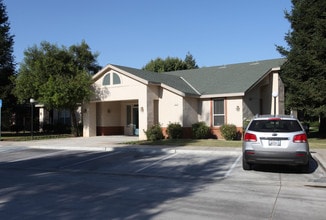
[[167, 122, 183, 139], [144, 124, 163, 141], [220, 124, 237, 140], [192, 122, 210, 139]]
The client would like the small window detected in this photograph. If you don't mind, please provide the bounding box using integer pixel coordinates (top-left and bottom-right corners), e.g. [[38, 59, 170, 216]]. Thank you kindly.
[[102, 72, 121, 86], [103, 73, 111, 85], [113, 73, 121, 84], [213, 99, 224, 126]]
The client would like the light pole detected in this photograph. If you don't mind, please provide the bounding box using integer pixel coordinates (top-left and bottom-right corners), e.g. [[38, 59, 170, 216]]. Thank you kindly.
[[272, 92, 278, 116], [30, 98, 35, 139]]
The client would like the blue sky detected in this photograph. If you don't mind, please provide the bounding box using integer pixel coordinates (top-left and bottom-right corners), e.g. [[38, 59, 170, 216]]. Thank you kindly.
[[5, 0, 292, 69]]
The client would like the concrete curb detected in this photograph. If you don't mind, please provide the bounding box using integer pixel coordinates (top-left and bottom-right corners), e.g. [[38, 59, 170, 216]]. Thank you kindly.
[[27, 144, 242, 156], [312, 151, 326, 172]]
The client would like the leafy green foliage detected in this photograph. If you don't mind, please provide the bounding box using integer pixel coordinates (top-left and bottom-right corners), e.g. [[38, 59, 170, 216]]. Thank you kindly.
[[167, 122, 183, 139], [144, 124, 164, 141], [277, 0, 326, 133], [192, 122, 210, 139], [13, 41, 101, 136], [0, 0, 16, 129], [220, 124, 237, 140], [142, 52, 198, 72]]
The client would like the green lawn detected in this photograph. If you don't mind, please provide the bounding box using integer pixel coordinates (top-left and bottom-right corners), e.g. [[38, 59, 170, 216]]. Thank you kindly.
[[1, 133, 325, 149], [130, 138, 326, 149], [0, 133, 73, 141]]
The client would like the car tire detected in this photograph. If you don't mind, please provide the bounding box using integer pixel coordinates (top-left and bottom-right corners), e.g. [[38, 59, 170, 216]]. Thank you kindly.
[[300, 160, 310, 173], [242, 157, 252, 170]]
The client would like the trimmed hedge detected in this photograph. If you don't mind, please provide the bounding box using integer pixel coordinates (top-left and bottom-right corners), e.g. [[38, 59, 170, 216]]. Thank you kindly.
[[167, 122, 183, 139], [220, 124, 237, 140], [144, 124, 164, 141], [192, 122, 210, 139]]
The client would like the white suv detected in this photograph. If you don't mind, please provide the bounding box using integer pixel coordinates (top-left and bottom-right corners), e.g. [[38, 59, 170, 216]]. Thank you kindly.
[[242, 115, 310, 171]]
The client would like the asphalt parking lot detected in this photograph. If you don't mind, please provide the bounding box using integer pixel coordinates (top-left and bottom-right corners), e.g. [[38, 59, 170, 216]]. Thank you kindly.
[[0, 137, 325, 219], [0, 147, 241, 181]]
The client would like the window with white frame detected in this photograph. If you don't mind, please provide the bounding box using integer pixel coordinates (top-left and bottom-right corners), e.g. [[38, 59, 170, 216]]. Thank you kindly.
[[102, 72, 121, 86], [213, 99, 224, 126]]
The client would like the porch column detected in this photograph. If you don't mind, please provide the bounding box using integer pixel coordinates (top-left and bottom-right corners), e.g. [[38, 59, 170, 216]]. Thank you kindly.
[[83, 102, 97, 137], [271, 72, 279, 115]]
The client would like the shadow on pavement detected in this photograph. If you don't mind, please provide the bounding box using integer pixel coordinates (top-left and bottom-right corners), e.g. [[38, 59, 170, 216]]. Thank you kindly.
[[0, 147, 234, 219]]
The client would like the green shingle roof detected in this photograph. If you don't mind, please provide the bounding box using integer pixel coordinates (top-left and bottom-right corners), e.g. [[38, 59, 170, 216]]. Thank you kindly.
[[167, 58, 286, 95], [112, 65, 200, 96], [112, 58, 286, 97]]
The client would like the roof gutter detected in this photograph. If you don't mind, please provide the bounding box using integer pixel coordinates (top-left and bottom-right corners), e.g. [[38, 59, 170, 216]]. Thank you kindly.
[[200, 92, 244, 98]]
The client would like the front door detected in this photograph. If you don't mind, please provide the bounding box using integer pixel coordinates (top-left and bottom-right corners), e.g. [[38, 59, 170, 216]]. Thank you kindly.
[[133, 106, 139, 135], [127, 104, 139, 135]]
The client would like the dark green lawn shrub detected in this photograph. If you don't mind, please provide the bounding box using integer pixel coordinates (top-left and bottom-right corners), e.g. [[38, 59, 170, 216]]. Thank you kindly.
[[144, 124, 163, 141], [220, 124, 237, 140], [167, 122, 182, 139], [192, 122, 210, 139]]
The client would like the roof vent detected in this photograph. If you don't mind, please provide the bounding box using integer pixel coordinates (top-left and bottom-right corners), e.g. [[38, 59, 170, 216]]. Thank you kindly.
[[218, 65, 227, 69], [250, 61, 259, 65]]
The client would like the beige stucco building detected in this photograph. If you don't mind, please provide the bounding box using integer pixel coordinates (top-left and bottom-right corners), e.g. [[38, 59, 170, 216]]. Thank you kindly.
[[83, 58, 285, 140]]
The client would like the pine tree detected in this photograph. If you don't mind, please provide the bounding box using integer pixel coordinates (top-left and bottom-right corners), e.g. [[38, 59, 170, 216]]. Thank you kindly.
[[0, 0, 16, 130], [277, 0, 326, 134]]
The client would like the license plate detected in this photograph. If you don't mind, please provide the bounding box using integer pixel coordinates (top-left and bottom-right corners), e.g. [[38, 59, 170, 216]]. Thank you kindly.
[[269, 140, 281, 146]]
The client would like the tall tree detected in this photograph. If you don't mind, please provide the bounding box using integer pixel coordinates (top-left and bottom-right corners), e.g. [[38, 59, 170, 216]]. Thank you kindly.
[[184, 52, 199, 69], [13, 41, 101, 136], [0, 0, 16, 130], [143, 52, 199, 72], [277, 0, 326, 134]]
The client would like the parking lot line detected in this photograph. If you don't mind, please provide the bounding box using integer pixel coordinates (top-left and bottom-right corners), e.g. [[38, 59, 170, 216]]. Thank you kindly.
[[11, 150, 64, 162], [134, 153, 178, 173], [225, 154, 242, 177], [60, 151, 123, 168]]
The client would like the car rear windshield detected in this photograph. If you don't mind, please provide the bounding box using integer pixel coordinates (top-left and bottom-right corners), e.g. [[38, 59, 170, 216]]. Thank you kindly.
[[248, 119, 303, 132]]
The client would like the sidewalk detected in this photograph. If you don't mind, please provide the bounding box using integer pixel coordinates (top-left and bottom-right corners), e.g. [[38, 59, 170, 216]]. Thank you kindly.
[[0, 136, 325, 171]]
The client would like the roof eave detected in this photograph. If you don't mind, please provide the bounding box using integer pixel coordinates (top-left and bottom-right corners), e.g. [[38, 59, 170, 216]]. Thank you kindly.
[[200, 92, 245, 98], [93, 64, 149, 85]]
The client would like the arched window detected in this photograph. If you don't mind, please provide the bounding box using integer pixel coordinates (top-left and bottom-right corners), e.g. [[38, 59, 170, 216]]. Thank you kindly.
[[113, 73, 121, 84], [103, 73, 111, 85], [102, 72, 121, 86]]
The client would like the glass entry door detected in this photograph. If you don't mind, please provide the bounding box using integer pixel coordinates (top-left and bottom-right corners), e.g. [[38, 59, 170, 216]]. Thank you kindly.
[[126, 104, 139, 135]]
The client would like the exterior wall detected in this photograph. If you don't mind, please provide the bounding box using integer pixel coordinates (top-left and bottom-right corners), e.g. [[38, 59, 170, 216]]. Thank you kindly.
[[93, 70, 145, 101], [183, 97, 199, 127], [243, 71, 284, 121], [198, 99, 211, 125], [158, 88, 183, 127], [226, 97, 243, 127], [243, 73, 271, 120], [197, 97, 243, 139], [84, 70, 150, 139], [96, 101, 123, 136], [96, 101, 121, 126]]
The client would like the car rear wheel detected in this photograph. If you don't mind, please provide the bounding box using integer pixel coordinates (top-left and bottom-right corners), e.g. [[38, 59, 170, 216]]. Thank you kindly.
[[242, 157, 252, 170], [299, 160, 310, 173]]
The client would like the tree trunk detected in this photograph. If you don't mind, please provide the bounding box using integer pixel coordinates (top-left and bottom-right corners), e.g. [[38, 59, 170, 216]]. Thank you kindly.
[[319, 114, 326, 137], [70, 109, 79, 137]]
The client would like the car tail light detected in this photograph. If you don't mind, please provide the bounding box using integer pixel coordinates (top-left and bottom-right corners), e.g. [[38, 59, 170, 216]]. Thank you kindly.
[[244, 133, 257, 142], [268, 118, 281, 120], [293, 134, 307, 143], [296, 152, 306, 157]]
